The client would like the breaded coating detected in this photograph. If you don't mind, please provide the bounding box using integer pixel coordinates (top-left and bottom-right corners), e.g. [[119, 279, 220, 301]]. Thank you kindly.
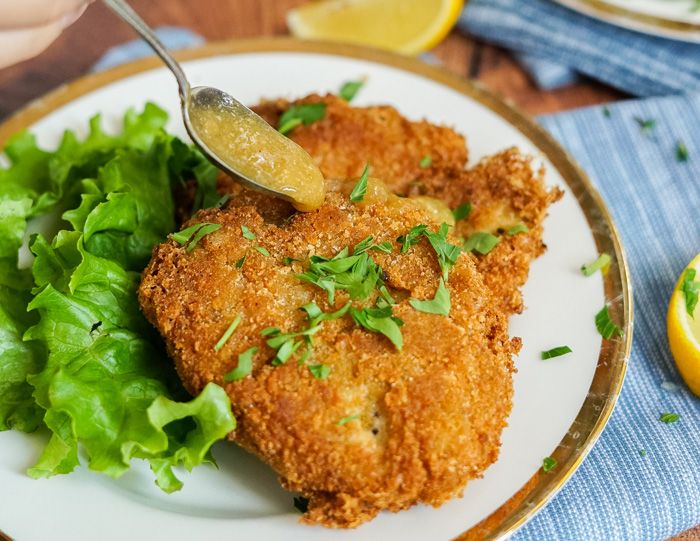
[[251, 95, 563, 315], [139, 192, 517, 528]]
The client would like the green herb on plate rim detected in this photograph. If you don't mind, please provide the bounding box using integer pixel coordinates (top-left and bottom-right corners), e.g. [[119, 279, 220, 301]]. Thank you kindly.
[[350, 163, 370, 202], [541, 346, 573, 360], [639, 449, 647, 458], [634, 117, 656, 135], [214, 314, 242, 352], [542, 456, 557, 473], [676, 140, 689, 162], [581, 253, 611, 277], [595, 306, 624, 339]]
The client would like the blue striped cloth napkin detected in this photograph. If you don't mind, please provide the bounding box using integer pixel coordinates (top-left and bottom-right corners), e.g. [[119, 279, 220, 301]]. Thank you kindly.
[[458, 0, 700, 96], [92, 32, 700, 540], [516, 95, 700, 540]]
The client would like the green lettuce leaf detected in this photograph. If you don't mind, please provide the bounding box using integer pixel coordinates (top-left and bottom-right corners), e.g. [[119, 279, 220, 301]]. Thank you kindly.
[[0, 103, 235, 491]]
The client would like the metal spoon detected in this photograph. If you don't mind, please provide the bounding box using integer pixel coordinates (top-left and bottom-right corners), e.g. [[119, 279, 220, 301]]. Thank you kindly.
[[102, 0, 325, 212]]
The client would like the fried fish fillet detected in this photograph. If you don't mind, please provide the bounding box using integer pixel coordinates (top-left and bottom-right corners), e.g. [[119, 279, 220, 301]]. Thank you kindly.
[[139, 191, 518, 528], [253, 95, 563, 315]]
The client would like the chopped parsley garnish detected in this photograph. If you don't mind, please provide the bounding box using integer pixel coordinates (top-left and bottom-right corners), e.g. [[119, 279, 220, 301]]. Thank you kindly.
[[172, 223, 221, 253], [409, 278, 450, 316], [214, 314, 242, 352], [419, 155, 432, 169], [337, 414, 360, 426], [241, 225, 256, 240], [283, 256, 300, 265], [452, 202, 471, 222], [464, 232, 500, 255], [223, 346, 257, 381], [507, 223, 529, 236], [659, 412, 680, 424], [425, 223, 462, 280], [351, 305, 403, 350], [255, 246, 270, 257], [278, 103, 326, 135], [354, 235, 392, 254], [581, 253, 611, 277], [397, 224, 428, 254], [639, 449, 647, 458], [339, 80, 364, 101], [271, 338, 302, 366], [676, 141, 689, 162], [602, 106, 611, 118], [235, 256, 246, 268], [309, 364, 331, 380], [681, 268, 699, 317], [293, 496, 309, 513], [635, 117, 656, 135], [541, 346, 573, 360], [542, 456, 557, 473], [349, 163, 370, 202], [595, 306, 624, 339]]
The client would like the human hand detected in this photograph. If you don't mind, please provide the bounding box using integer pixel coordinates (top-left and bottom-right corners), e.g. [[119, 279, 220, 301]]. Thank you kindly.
[[0, 0, 92, 69]]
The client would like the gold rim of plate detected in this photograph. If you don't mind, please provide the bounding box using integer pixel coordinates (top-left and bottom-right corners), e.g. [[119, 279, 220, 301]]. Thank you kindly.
[[0, 38, 633, 541], [552, 0, 700, 41]]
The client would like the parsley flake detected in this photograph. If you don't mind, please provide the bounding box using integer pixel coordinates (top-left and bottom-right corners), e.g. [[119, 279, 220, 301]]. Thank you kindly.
[[223, 346, 257, 381], [602, 106, 611, 118], [542, 456, 557, 473], [635, 117, 656, 135], [681, 268, 699, 317], [676, 141, 689, 162], [397, 224, 428, 254], [214, 314, 242, 352], [541, 346, 573, 360], [659, 412, 680, 424], [241, 225, 256, 240], [339, 80, 364, 101], [255, 246, 270, 257], [283, 256, 300, 265], [351, 306, 403, 350], [278, 103, 326, 135], [581, 253, 611, 277], [419, 155, 432, 169], [639, 449, 647, 458], [452, 202, 472, 222], [350, 163, 370, 202], [309, 364, 331, 379], [507, 223, 529, 236], [337, 414, 360, 426], [215, 194, 231, 208], [409, 278, 451, 316], [425, 223, 462, 280], [172, 223, 221, 253], [235, 256, 246, 268], [464, 231, 500, 255], [595, 306, 624, 339]]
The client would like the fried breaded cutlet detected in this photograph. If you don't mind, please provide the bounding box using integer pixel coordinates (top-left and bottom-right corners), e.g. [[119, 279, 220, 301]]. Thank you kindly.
[[253, 95, 563, 315], [139, 191, 518, 528], [140, 95, 562, 528]]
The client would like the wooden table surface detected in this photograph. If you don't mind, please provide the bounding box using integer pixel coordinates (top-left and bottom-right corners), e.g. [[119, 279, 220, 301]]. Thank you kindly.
[[0, 1, 696, 540]]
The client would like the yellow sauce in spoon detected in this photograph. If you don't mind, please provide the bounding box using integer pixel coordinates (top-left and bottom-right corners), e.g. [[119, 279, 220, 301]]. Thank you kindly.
[[187, 91, 325, 212]]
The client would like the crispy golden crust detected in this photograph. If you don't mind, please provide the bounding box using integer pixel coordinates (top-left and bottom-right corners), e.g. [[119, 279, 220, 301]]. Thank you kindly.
[[139, 193, 517, 528], [251, 95, 563, 315]]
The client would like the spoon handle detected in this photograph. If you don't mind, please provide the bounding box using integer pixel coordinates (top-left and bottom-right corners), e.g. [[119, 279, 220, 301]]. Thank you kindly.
[[102, 0, 190, 102]]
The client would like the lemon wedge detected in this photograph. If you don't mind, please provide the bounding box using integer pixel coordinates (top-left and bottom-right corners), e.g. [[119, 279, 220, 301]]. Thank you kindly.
[[667, 253, 700, 397], [287, 0, 465, 56]]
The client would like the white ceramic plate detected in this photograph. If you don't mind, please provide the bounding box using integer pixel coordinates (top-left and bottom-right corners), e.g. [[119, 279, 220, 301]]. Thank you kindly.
[[0, 40, 631, 541], [551, 0, 700, 42]]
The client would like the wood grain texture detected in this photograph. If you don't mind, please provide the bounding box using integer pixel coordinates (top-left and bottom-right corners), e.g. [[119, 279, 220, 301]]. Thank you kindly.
[[0, 1, 695, 539]]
